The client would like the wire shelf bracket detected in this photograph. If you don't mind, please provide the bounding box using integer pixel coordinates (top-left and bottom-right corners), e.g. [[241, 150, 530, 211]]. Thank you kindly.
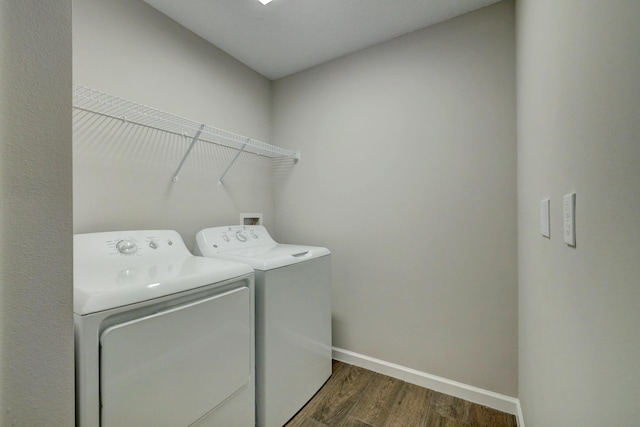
[[73, 84, 300, 184], [218, 139, 249, 185], [172, 124, 205, 182]]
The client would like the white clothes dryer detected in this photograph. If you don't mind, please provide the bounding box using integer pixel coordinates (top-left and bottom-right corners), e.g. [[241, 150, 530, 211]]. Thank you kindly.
[[194, 225, 332, 427], [74, 230, 255, 427]]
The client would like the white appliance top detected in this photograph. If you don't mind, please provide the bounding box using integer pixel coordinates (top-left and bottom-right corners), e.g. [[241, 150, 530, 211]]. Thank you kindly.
[[73, 230, 253, 315], [195, 226, 330, 271]]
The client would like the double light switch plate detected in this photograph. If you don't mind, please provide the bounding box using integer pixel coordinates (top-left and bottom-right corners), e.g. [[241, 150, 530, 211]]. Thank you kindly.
[[540, 193, 576, 247], [563, 193, 576, 246]]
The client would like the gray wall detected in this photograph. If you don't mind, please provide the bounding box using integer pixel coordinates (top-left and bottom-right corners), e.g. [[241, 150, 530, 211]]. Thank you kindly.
[[73, 0, 275, 243], [517, 0, 640, 426], [272, 1, 517, 396], [0, 0, 74, 425]]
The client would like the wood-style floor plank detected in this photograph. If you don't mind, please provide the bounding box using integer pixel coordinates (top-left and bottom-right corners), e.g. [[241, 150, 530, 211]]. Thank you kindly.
[[293, 417, 330, 427], [424, 412, 468, 427], [309, 364, 375, 426], [383, 382, 434, 427], [286, 362, 375, 427], [337, 417, 375, 427], [429, 392, 472, 423], [344, 372, 404, 426], [284, 361, 518, 427], [468, 404, 519, 427]]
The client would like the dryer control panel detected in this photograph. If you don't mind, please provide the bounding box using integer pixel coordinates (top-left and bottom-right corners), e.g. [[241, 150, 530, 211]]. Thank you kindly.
[[75, 230, 189, 260], [110, 235, 176, 257]]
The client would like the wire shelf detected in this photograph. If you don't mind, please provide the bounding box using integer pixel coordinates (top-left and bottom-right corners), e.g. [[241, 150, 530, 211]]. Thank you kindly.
[[73, 84, 300, 165]]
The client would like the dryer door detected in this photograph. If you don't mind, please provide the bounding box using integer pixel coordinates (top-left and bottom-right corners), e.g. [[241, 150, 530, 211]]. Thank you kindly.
[[100, 286, 251, 427]]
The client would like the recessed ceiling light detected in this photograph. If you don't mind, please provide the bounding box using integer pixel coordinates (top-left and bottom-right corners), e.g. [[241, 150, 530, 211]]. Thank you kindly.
[[258, 0, 273, 4]]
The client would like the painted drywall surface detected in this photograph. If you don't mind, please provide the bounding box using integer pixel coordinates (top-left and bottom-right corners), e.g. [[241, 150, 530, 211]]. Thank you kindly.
[[272, 2, 517, 396], [73, 0, 276, 243], [0, 0, 74, 425], [517, 0, 640, 425]]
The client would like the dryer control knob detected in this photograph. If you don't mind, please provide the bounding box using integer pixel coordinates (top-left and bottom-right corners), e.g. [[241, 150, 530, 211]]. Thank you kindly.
[[116, 240, 137, 255], [236, 231, 248, 242]]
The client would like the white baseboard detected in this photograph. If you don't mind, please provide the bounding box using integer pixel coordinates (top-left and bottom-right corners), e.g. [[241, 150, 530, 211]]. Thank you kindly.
[[332, 347, 521, 419], [516, 399, 526, 427]]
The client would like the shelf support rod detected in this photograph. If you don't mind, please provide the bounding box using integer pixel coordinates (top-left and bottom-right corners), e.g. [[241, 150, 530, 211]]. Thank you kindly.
[[172, 123, 205, 182], [218, 139, 249, 185]]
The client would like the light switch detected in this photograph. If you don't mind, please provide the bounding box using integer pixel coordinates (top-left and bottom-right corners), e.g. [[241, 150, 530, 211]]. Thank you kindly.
[[540, 199, 550, 238], [563, 193, 576, 246]]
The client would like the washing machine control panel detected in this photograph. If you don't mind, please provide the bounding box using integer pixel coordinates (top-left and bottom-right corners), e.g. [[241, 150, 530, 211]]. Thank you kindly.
[[198, 225, 276, 253], [222, 227, 260, 244]]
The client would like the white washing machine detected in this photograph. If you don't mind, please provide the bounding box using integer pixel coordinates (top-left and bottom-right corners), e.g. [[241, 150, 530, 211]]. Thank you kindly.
[[194, 225, 332, 427], [74, 230, 255, 427]]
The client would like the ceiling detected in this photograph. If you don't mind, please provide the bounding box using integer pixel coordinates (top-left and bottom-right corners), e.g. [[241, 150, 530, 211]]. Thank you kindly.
[[142, 0, 501, 80]]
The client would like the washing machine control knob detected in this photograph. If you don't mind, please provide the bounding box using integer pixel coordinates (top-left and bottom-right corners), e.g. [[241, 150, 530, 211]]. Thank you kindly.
[[148, 240, 158, 249], [236, 231, 248, 242], [116, 240, 138, 255]]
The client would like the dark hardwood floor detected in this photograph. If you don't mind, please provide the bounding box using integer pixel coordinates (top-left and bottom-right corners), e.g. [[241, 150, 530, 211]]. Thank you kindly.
[[284, 360, 518, 427]]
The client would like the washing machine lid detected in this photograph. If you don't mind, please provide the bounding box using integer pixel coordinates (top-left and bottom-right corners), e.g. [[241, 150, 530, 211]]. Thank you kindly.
[[212, 243, 330, 271], [73, 230, 253, 315], [195, 225, 330, 271]]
